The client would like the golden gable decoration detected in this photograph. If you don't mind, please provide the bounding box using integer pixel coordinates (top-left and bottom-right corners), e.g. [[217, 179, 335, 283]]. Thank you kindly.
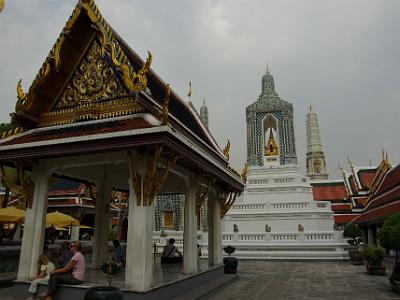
[[57, 40, 126, 108], [38, 39, 144, 127], [15, 0, 152, 126]]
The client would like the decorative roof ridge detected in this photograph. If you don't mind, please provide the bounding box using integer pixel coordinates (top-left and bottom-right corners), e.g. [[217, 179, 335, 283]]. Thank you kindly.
[[367, 154, 392, 200], [113, 24, 223, 155], [139, 91, 227, 164], [355, 166, 378, 170], [352, 197, 400, 222], [185, 100, 224, 159], [2, 113, 153, 141]]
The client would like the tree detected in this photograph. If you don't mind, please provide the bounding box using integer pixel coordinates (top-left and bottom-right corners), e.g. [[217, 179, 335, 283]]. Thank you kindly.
[[343, 223, 362, 246], [378, 213, 400, 260]]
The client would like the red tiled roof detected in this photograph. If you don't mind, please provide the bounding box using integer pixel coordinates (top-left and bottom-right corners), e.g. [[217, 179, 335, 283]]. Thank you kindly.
[[354, 201, 400, 224], [331, 204, 352, 212], [353, 197, 367, 208], [2, 118, 152, 146], [358, 170, 376, 190], [367, 185, 400, 210], [349, 176, 358, 194], [334, 214, 359, 224], [374, 164, 400, 197], [312, 183, 348, 201]]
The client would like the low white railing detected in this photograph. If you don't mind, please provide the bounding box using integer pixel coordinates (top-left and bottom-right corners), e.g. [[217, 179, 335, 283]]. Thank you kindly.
[[271, 202, 309, 209], [271, 233, 298, 240], [232, 204, 266, 210], [305, 232, 334, 240]]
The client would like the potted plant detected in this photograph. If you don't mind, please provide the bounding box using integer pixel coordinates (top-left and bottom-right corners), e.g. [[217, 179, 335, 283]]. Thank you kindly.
[[84, 260, 123, 300], [223, 245, 238, 274], [363, 245, 386, 275], [343, 223, 363, 264]]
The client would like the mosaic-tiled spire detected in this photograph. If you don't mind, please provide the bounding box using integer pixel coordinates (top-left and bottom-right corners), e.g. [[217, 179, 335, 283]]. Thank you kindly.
[[246, 69, 297, 166], [306, 105, 328, 180], [200, 98, 209, 130]]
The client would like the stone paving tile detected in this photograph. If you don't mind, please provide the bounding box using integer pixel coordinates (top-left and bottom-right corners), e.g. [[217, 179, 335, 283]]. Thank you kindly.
[[207, 260, 400, 300]]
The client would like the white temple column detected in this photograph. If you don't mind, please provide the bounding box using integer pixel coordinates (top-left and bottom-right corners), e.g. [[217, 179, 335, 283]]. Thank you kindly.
[[125, 179, 154, 290], [125, 155, 154, 291], [92, 166, 112, 268], [183, 178, 197, 274], [207, 197, 215, 266], [18, 162, 50, 280], [214, 197, 223, 265], [208, 191, 222, 266]]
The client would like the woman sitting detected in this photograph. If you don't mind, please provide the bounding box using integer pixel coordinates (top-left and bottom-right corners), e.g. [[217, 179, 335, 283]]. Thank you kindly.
[[39, 241, 85, 300], [26, 255, 55, 300]]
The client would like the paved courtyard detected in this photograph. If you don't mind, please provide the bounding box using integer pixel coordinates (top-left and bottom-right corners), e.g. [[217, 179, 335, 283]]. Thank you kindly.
[[2, 260, 400, 299], [206, 260, 400, 300]]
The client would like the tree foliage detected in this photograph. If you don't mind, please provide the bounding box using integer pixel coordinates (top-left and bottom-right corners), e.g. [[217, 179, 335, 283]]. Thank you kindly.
[[378, 213, 400, 263], [343, 223, 362, 246]]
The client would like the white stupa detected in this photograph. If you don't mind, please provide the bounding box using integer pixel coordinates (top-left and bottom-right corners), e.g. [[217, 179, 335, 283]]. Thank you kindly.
[[222, 69, 347, 259]]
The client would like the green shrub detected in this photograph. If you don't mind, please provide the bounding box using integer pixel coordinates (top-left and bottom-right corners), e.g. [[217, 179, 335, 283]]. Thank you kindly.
[[379, 213, 400, 262], [343, 223, 362, 246], [363, 246, 385, 266]]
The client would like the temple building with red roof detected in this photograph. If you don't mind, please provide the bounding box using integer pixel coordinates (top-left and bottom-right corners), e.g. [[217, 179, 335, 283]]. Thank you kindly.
[[311, 153, 400, 246]]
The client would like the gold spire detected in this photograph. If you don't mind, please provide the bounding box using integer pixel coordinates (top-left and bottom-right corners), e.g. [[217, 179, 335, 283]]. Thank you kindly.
[[0, 0, 4, 13], [264, 127, 279, 156]]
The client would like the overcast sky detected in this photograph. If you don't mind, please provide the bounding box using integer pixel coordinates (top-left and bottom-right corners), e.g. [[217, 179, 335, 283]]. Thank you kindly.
[[1, 0, 399, 179]]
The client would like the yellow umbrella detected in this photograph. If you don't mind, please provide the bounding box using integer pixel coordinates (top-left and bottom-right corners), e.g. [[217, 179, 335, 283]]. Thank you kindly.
[[79, 225, 93, 229], [0, 207, 25, 223], [46, 211, 79, 228], [55, 226, 69, 231]]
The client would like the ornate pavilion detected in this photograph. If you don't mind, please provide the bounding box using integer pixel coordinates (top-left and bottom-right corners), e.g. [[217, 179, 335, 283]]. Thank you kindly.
[[0, 0, 244, 296]]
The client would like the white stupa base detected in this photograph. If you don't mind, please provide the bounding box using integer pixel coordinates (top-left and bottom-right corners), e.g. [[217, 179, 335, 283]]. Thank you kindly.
[[219, 164, 348, 260]]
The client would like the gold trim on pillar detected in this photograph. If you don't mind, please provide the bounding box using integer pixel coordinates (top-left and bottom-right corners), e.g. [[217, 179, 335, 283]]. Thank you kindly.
[[128, 147, 178, 206], [0, 162, 35, 209], [195, 177, 214, 215], [220, 191, 238, 218], [143, 145, 178, 206], [127, 151, 142, 206]]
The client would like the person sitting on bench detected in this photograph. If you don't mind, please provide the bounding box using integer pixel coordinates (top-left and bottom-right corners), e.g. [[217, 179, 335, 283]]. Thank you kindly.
[[161, 238, 182, 263]]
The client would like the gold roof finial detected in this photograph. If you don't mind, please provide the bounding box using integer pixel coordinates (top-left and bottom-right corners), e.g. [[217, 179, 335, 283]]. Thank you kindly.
[[0, 0, 4, 13], [187, 81, 192, 98], [223, 139, 230, 161], [338, 162, 345, 176], [241, 162, 248, 182]]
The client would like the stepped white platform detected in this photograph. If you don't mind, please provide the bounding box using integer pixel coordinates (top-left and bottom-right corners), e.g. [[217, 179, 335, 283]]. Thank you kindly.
[[221, 164, 348, 260]]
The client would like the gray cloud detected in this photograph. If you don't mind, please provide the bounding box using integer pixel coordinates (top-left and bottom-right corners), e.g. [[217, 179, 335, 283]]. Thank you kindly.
[[1, 0, 399, 178]]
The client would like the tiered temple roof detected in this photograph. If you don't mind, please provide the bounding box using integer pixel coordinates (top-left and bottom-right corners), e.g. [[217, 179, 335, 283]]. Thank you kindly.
[[311, 154, 400, 225]]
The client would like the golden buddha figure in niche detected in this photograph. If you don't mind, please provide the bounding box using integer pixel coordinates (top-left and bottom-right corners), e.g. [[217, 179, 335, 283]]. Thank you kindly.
[[263, 115, 279, 156], [264, 127, 279, 156]]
